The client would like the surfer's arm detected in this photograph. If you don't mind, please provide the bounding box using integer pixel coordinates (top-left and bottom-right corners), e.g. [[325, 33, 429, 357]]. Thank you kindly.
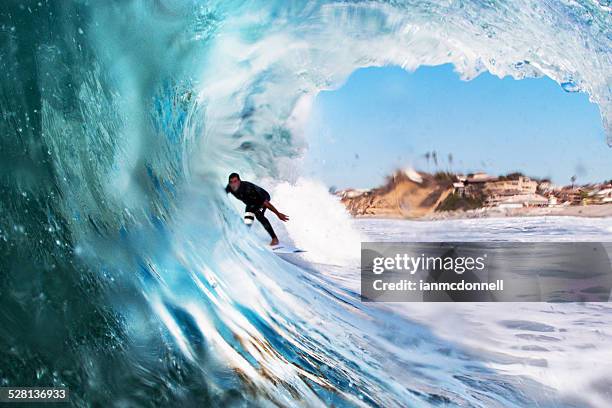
[[263, 201, 289, 222]]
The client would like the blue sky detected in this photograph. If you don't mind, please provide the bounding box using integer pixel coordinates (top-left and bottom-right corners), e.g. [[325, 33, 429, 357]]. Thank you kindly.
[[303, 64, 610, 189]]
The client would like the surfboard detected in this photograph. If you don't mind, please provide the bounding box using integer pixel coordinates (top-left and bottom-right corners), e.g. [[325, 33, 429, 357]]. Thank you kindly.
[[271, 244, 306, 254]]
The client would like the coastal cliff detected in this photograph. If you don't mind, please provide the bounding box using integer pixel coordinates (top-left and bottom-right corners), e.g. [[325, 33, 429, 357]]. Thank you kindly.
[[337, 169, 612, 220], [337, 169, 453, 219]]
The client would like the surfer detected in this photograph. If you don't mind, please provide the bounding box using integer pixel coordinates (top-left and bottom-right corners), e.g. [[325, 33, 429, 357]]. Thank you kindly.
[[225, 173, 289, 245]]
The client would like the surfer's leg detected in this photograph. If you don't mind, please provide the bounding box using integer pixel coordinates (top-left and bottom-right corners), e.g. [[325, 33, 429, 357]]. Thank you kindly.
[[244, 205, 257, 227], [255, 208, 278, 241]]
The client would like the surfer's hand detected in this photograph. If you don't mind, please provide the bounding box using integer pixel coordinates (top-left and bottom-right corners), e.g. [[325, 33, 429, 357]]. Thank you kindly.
[[277, 213, 289, 222]]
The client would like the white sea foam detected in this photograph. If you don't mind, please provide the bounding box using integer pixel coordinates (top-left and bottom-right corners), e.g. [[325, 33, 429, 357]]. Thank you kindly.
[[273, 178, 363, 266]]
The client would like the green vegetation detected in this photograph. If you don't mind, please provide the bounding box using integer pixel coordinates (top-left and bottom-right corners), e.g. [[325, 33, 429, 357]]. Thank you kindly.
[[432, 171, 455, 186], [496, 172, 525, 181], [436, 192, 485, 212]]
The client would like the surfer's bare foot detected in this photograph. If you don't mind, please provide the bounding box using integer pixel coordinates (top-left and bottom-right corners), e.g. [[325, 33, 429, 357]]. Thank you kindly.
[[270, 238, 279, 246]]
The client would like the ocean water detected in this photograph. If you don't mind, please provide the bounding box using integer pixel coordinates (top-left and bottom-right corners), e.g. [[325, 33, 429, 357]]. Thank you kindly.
[[355, 217, 612, 408], [1, 0, 612, 406], [269, 199, 612, 407], [357, 216, 612, 243]]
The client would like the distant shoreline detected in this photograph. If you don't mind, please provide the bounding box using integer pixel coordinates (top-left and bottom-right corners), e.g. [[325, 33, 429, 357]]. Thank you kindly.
[[351, 203, 612, 221], [338, 169, 612, 221]]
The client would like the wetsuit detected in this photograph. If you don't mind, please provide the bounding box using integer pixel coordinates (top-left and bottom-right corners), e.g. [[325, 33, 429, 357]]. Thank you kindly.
[[225, 181, 277, 239]]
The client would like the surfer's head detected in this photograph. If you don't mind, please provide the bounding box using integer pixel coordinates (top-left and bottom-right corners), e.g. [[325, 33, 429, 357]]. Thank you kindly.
[[228, 172, 241, 191]]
